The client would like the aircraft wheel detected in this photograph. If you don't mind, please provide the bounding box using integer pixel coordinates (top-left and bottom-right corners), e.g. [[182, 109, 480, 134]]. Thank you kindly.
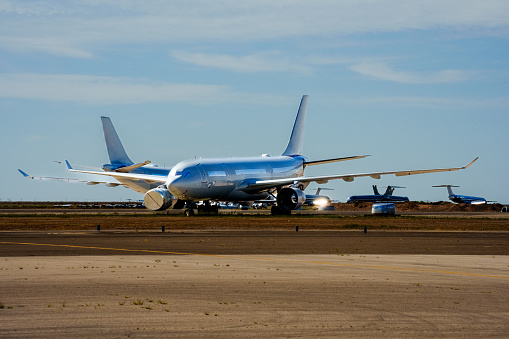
[[185, 209, 195, 217], [271, 205, 292, 215]]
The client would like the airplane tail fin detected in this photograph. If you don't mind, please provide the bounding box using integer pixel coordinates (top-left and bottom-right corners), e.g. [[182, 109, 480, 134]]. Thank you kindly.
[[101, 116, 133, 166], [383, 186, 394, 196], [372, 185, 380, 195], [282, 95, 308, 156], [433, 185, 458, 197]]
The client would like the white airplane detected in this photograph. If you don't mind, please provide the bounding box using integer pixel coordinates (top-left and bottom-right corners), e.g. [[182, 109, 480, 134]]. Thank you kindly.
[[20, 95, 478, 215]]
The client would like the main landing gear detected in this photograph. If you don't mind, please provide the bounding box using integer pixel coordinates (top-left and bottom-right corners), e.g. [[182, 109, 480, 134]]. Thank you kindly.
[[184, 201, 196, 217], [183, 201, 218, 216], [197, 201, 219, 215], [270, 205, 292, 215]]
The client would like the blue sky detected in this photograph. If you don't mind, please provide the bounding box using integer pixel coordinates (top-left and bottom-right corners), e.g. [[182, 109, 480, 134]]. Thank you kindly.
[[1, 1, 508, 203]]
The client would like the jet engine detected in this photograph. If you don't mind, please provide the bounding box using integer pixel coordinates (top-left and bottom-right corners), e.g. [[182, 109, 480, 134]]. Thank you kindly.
[[277, 187, 306, 210], [144, 187, 173, 211]]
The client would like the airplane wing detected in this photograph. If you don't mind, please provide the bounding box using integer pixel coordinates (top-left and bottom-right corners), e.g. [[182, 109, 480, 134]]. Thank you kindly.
[[18, 169, 125, 187], [304, 155, 370, 166], [65, 161, 167, 184], [239, 158, 478, 193]]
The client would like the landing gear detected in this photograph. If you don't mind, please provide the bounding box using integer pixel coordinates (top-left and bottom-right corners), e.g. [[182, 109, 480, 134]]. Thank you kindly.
[[183, 201, 218, 216], [184, 201, 196, 217], [270, 205, 291, 215], [197, 201, 219, 215]]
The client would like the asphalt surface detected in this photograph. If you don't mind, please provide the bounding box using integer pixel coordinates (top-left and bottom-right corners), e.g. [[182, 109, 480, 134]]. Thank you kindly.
[[1, 230, 509, 256], [1, 227, 508, 337]]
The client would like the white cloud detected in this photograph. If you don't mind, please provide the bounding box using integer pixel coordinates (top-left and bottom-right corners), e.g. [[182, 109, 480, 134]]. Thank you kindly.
[[339, 95, 509, 110], [0, 73, 239, 105], [1, 1, 509, 57], [348, 62, 470, 84], [0, 37, 93, 58], [171, 50, 311, 74]]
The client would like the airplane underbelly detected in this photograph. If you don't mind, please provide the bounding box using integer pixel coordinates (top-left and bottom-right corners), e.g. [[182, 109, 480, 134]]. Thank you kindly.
[[184, 181, 268, 202], [223, 190, 270, 202], [184, 180, 235, 200]]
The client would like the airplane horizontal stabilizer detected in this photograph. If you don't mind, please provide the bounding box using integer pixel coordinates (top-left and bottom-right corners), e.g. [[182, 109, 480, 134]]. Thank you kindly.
[[115, 160, 152, 173]]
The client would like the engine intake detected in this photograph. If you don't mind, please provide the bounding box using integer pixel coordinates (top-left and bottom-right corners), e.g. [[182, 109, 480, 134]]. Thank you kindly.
[[144, 187, 173, 211], [277, 187, 306, 210]]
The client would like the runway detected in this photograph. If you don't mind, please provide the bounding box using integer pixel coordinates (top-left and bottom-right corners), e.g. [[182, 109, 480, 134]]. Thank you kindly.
[[1, 230, 509, 256], [1, 230, 508, 337]]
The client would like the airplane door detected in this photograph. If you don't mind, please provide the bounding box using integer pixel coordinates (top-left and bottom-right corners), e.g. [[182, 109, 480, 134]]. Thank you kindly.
[[196, 165, 207, 183], [220, 164, 231, 183]]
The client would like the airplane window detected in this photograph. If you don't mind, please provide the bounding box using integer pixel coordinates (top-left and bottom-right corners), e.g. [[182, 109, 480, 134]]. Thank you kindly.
[[235, 168, 266, 175], [273, 166, 296, 173], [208, 171, 226, 177], [174, 170, 190, 177]]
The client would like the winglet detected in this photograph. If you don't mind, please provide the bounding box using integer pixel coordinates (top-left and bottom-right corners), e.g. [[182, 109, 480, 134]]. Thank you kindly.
[[65, 160, 73, 170], [464, 157, 478, 169], [18, 169, 31, 178], [282, 95, 308, 156]]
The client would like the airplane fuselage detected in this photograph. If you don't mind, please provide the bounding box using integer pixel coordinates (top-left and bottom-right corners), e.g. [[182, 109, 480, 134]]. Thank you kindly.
[[166, 155, 307, 201], [434, 185, 487, 204], [346, 195, 409, 203], [449, 194, 486, 204]]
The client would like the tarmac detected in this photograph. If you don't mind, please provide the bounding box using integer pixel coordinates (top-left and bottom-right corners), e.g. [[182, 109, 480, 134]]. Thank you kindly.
[[1, 229, 508, 338]]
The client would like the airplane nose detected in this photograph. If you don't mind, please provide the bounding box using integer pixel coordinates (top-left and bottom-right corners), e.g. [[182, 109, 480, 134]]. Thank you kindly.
[[166, 175, 186, 198]]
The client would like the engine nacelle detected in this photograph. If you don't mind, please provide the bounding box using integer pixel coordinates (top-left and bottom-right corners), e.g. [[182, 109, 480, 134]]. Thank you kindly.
[[277, 187, 306, 210], [144, 187, 173, 211]]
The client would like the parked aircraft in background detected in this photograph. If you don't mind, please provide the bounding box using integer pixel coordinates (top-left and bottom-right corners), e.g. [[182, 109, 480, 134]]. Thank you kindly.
[[19, 95, 478, 215], [304, 188, 333, 206], [433, 185, 487, 204], [347, 185, 409, 203]]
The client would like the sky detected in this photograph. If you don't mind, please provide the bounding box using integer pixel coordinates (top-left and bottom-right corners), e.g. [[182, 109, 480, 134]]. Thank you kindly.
[[1, 0, 508, 204]]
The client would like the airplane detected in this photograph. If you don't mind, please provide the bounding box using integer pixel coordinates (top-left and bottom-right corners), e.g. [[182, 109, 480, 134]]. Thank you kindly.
[[432, 185, 487, 204], [347, 185, 409, 203], [304, 188, 333, 206], [20, 95, 478, 215]]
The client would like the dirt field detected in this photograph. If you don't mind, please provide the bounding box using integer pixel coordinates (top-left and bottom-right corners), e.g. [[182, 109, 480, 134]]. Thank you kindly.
[[1, 201, 508, 232], [0, 213, 508, 231]]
